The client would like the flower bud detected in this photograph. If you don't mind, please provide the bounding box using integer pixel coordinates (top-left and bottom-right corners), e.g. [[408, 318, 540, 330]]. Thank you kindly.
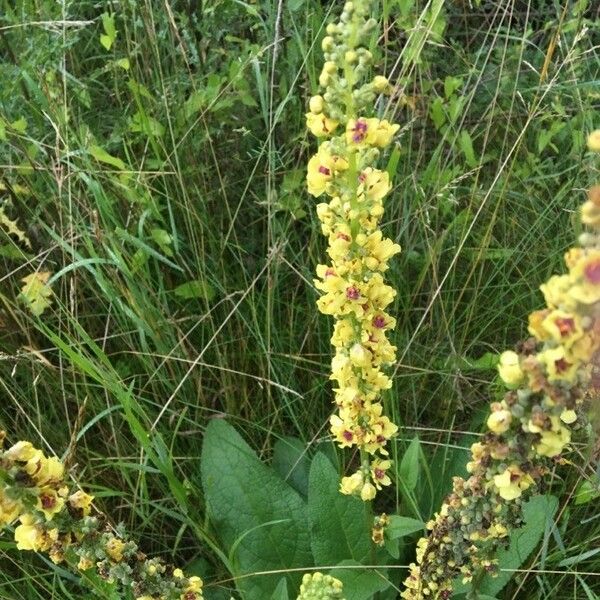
[[373, 75, 390, 93], [309, 95, 324, 114]]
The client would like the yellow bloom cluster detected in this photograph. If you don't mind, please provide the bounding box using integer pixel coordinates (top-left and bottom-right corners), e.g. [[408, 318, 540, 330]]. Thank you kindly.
[[0, 433, 203, 600], [297, 572, 345, 600], [309, 0, 400, 501], [400, 182, 600, 599]]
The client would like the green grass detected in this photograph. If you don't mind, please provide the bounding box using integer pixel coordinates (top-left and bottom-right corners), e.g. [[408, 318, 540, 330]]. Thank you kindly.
[[1, 0, 599, 598]]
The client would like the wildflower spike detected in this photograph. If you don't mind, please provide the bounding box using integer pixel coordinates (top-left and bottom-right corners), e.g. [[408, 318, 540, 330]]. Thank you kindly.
[[401, 174, 600, 597], [308, 0, 400, 501], [0, 435, 203, 600]]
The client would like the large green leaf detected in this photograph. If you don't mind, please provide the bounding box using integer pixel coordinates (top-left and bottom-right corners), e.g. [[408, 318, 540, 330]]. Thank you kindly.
[[307, 453, 371, 565], [201, 420, 313, 599], [272, 436, 310, 497]]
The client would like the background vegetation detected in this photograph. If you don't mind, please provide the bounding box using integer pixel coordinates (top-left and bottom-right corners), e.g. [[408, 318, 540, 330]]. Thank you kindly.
[[1, 0, 599, 598]]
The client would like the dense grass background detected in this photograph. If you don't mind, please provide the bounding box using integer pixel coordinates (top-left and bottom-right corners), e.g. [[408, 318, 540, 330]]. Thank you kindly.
[[1, 0, 600, 598]]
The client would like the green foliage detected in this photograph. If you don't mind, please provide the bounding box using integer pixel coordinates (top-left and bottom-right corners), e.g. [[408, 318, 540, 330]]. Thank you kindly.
[[308, 453, 371, 564], [0, 0, 599, 598], [201, 420, 312, 598]]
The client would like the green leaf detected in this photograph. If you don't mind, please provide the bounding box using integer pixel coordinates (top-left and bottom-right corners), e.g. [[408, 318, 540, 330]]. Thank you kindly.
[[150, 228, 173, 257], [270, 578, 289, 600], [173, 279, 215, 301], [399, 437, 421, 492], [386, 516, 425, 540], [100, 13, 117, 50], [329, 560, 390, 600], [201, 419, 312, 599], [307, 453, 371, 564], [116, 58, 130, 70], [444, 76, 463, 99], [430, 97, 445, 130], [459, 130, 478, 168], [10, 117, 27, 133], [272, 436, 310, 497], [19, 271, 53, 316], [130, 111, 165, 137], [89, 145, 126, 170], [574, 478, 600, 505]]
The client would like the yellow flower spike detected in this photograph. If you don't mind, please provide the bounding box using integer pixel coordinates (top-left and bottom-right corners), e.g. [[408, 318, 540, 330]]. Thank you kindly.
[[309, 0, 400, 502]]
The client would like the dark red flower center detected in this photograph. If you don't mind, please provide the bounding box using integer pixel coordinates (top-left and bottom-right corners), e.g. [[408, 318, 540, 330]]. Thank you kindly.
[[372, 315, 386, 328], [41, 494, 56, 509], [346, 286, 360, 300], [584, 260, 600, 284], [554, 358, 571, 373], [555, 317, 575, 337], [318, 165, 331, 176], [343, 430, 353, 441], [374, 468, 385, 480], [352, 119, 368, 142]]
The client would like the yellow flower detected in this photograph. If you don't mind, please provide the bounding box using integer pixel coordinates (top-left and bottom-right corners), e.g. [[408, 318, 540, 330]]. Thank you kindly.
[[370, 458, 392, 489], [538, 346, 578, 383], [14, 515, 45, 551], [349, 343, 372, 367], [540, 274, 573, 309], [340, 471, 364, 495], [497, 351, 523, 387], [306, 112, 339, 137], [535, 416, 571, 457], [330, 414, 357, 448], [363, 231, 401, 271], [0, 494, 21, 526], [306, 146, 348, 197], [27, 455, 64, 486], [359, 167, 391, 201], [78, 556, 94, 571], [69, 490, 94, 516], [346, 118, 399, 147], [487, 408, 512, 434], [36, 489, 66, 520], [568, 252, 600, 305], [4, 440, 37, 462], [560, 409, 577, 424], [542, 310, 582, 347], [105, 537, 126, 562], [360, 482, 377, 501], [493, 465, 533, 501]]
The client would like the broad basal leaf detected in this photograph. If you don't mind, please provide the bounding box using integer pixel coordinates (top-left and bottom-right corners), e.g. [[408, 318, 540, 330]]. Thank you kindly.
[[201, 419, 312, 599]]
